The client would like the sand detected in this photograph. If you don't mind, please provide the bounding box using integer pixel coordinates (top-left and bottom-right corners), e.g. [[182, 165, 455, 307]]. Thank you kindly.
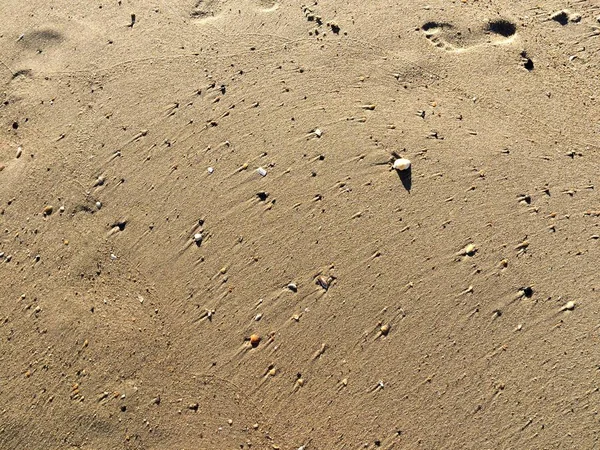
[[1, 0, 599, 448]]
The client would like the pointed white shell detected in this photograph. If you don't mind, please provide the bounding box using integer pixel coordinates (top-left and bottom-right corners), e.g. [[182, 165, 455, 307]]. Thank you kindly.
[[392, 158, 411, 171]]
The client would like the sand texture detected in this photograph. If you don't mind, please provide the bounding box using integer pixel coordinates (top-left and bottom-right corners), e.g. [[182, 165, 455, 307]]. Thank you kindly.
[[1, 0, 599, 448]]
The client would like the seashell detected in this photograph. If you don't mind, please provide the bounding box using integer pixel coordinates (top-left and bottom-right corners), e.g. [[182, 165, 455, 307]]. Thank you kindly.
[[315, 275, 330, 291], [561, 301, 576, 311], [392, 158, 411, 171]]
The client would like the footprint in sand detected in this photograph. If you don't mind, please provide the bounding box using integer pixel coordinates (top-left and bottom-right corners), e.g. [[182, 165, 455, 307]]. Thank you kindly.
[[191, 0, 278, 22], [422, 18, 517, 52]]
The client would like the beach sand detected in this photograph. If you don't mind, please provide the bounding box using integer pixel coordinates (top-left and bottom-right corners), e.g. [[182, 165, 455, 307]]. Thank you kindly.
[[1, 1, 599, 448]]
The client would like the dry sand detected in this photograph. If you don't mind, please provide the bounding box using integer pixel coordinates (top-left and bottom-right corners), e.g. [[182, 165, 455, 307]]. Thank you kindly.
[[1, 0, 599, 448]]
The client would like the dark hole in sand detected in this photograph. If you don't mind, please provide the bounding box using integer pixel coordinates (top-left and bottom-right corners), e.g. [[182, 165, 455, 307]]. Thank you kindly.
[[551, 11, 569, 26], [486, 19, 516, 37], [422, 21, 452, 32]]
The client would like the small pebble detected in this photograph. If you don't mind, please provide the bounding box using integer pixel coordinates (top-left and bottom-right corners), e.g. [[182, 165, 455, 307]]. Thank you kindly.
[[194, 233, 203, 243], [380, 324, 391, 336], [314, 128, 323, 137], [250, 334, 261, 347], [96, 201, 102, 209], [257, 167, 267, 177], [43, 205, 53, 216], [392, 158, 411, 171], [59, 206, 65, 213], [254, 313, 263, 321], [16, 147, 22, 158], [207, 167, 214, 174], [287, 282, 298, 292]]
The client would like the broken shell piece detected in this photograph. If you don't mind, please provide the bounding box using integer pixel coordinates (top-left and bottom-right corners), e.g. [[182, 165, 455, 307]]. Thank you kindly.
[[315, 275, 330, 291], [392, 158, 411, 171], [257, 167, 267, 177], [457, 243, 477, 257], [561, 301, 576, 311]]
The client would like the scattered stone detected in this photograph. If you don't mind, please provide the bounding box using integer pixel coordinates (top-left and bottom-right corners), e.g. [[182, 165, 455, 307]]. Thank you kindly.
[[188, 403, 199, 411], [16, 147, 22, 158], [380, 324, 391, 336], [287, 282, 298, 292], [250, 334, 261, 347], [207, 167, 214, 174], [194, 233, 203, 244], [521, 286, 534, 298], [257, 167, 267, 177], [43, 205, 53, 216], [254, 313, 263, 321], [96, 201, 102, 210], [314, 128, 323, 138]]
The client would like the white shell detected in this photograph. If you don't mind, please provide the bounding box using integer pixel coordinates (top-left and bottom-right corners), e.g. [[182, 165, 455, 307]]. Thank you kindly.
[[194, 233, 203, 243], [207, 167, 214, 174], [257, 167, 267, 177], [562, 301, 576, 311], [392, 158, 411, 171]]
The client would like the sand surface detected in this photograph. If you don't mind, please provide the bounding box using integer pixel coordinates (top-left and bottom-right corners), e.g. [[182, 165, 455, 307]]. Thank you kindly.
[[1, 1, 599, 448]]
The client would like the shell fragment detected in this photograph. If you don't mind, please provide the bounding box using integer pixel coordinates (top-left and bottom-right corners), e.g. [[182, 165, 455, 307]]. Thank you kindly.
[[392, 158, 411, 171]]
